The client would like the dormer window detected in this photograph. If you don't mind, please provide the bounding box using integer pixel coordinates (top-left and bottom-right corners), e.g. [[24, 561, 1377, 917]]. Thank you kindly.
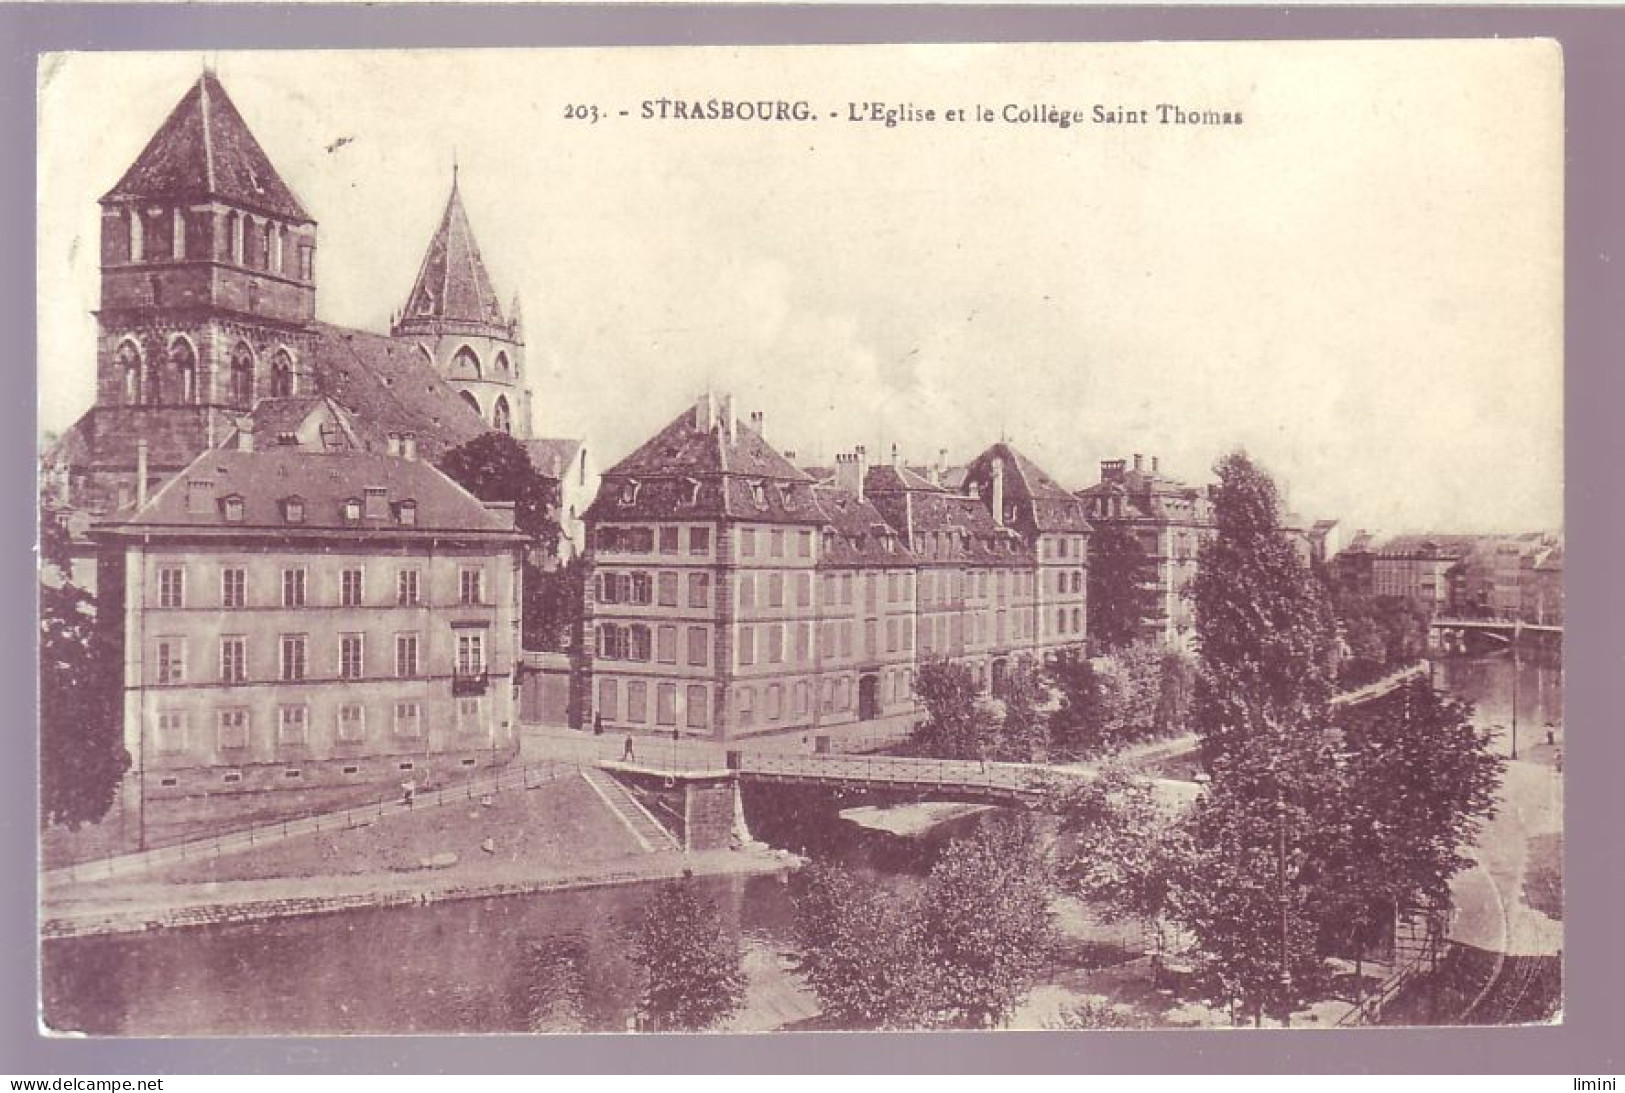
[[396, 500, 418, 526], [363, 487, 388, 520], [750, 481, 768, 509], [282, 497, 306, 524], [342, 498, 362, 523], [681, 478, 701, 506], [221, 495, 245, 523], [619, 480, 642, 507]]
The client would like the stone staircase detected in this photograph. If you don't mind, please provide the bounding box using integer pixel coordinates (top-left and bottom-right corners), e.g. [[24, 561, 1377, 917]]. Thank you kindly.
[[580, 768, 681, 853]]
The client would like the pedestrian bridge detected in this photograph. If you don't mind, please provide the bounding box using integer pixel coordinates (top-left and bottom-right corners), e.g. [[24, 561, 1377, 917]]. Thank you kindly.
[[1430, 617, 1563, 642], [727, 751, 1202, 811]]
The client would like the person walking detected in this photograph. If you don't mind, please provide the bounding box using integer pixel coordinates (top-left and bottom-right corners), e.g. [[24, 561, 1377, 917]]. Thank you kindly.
[[623, 733, 635, 762]]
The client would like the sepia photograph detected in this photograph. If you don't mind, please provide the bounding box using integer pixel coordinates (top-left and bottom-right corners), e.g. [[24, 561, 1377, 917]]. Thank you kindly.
[[35, 41, 1563, 1036]]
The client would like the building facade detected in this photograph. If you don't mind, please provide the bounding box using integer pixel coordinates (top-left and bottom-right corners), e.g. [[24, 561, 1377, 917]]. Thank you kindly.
[[96, 448, 524, 812], [1077, 454, 1215, 648], [580, 395, 1092, 743]]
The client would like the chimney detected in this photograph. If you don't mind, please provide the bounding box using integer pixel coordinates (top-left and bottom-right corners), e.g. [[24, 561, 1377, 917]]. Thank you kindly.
[[402, 435, 418, 462], [694, 391, 717, 432], [721, 394, 737, 444], [136, 439, 149, 509], [932, 448, 947, 486], [237, 427, 255, 453], [1133, 454, 1143, 473], [1152, 456, 1160, 474], [185, 476, 216, 515], [991, 456, 1006, 527], [783, 449, 797, 462], [750, 410, 765, 441], [835, 447, 868, 501], [890, 442, 899, 468], [386, 433, 401, 457]]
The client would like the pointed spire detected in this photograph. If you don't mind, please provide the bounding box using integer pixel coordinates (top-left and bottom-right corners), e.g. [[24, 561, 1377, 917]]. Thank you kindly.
[[393, 169, 508, 335], [103, 71, 309, 221]]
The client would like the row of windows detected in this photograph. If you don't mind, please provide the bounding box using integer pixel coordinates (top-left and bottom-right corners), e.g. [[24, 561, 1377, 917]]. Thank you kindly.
[[595, 679, 709, 729], [595, 624, 710, 667], [154, 565, 484, 609], [113, 205, 312, 279], [153, 631, 484, 685], [116, 338, 299, 408], [1043, 537, 1087, 560], [738, 527, 814, 559], [597, 525, 712, 556], [596, 570, 710, 608], [151, 697, 485, 755]]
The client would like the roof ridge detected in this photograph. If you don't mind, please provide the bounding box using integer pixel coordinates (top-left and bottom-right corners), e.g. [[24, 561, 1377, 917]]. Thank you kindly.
[[198, 73, 216, 192]]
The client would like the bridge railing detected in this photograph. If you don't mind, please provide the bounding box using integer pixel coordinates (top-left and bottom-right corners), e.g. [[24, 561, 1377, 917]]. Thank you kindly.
[[731, 750, 1068, 797]]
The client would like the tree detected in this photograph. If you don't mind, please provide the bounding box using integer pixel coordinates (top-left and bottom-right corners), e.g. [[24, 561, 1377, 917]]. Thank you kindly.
[[1087, 522, 1156, 651], [992, 656, 1048, 761], [1052, 766, 1191, 966], [918, 814, 1056, 1028], [628, 874, 746, 1031], [790, 862, 932, 1029], [1183, 451, 1344, 1023], [1045, 642, 1195, 759], [1327, 680, 1503, 953], [910, 656, 989, 760], [436, 432, 577, 651], [792, 817, 1056, 1030], [39, 507, 128, 830], [1046, 649, 1107, 758]]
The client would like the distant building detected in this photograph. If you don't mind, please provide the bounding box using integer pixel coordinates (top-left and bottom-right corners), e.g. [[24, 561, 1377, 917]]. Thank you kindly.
[[580, 394, 1091, 743], [1368, 536, 1470, 612], [95, 447, 524, 815], [1523, 543, 1564, 625], [526, 438, 596, 561], [1076, 454, 1214, 648]]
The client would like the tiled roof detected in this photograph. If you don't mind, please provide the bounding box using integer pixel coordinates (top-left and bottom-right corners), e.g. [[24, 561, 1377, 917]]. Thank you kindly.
[[967, 443, 1076, 502], [309, 322, 489, 460], [102, 72, 310, 222], [393, 177, 508, 335], [525, 438, 582, 481], [811, 486, 913, 567], [602, 401, 810, 483], [864, 464, 940, 494], [104, 448, 517, 537]]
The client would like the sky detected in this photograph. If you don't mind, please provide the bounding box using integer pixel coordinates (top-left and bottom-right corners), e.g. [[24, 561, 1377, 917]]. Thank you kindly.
[[36, 43, 1563, 535]]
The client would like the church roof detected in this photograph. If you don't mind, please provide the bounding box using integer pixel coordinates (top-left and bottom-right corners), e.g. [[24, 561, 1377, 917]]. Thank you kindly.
[[308, 323, 489, 461], [525, 438, 583, 481], [102, 71, 310, 222], [395, 176, 508, 333]]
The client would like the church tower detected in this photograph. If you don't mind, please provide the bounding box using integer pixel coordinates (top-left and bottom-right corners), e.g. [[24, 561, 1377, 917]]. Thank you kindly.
[[85, 70, 319, 510], [391, 170, 531, 439]]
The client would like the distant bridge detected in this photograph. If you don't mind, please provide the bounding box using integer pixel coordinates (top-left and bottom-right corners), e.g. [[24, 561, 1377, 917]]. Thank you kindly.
[[1430, 618, 1563, 648]]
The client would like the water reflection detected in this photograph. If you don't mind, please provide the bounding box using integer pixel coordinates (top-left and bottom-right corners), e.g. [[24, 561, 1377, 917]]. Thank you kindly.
[[1432, 652, 1564, 753]]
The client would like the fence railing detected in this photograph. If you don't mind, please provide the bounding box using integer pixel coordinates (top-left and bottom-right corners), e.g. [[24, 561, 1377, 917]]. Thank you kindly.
[[45, 758, 586, 888], [1334, 909, 1444, 1027], [732, 751, 1061, 797]]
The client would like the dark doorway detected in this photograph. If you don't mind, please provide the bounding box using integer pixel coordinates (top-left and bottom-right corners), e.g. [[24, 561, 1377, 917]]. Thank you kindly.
[[857, 674, 880, 721]]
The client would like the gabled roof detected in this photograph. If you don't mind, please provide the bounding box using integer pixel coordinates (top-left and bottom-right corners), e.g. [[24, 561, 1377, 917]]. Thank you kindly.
[[966, 442, 1076, 502], [810, 485, 914, 567], [603, 401, 810, 483], [102, 448, 518, 538], [525, 438, 583, 481], [394, 175, 508, 334], [102, 71, 310, 222], [309, 322, 489, 460]]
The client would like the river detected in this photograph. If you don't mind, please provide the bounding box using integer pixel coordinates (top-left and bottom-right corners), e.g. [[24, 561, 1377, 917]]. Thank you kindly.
[[41, 652, 1561, 1035]]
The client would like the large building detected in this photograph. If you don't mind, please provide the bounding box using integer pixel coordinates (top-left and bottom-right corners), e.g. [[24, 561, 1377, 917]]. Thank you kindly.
[[43, 70, 576, 530], [1076, 454, 1215, 648], [580, 395, 1091, 743], [96, 446, 523, 828]]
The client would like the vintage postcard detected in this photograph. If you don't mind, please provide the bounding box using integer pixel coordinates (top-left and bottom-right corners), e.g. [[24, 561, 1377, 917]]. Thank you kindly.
[[36, 41, 1562, 1035]]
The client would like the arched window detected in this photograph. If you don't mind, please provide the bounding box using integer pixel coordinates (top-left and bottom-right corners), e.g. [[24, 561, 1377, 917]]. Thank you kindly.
[[458, 390, 482, 417], [262, 221, 275, 271], [229, 344, 256, 405], [227, 211, 243, 264], [451, 346, 482, 379], [270, 350, 295, 398], [169, 339, 197, 404], [417, 344, 434, 368], [495, 351, 511, 376], [492, 395, 512, 435], [117, 341, 142, 404]]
